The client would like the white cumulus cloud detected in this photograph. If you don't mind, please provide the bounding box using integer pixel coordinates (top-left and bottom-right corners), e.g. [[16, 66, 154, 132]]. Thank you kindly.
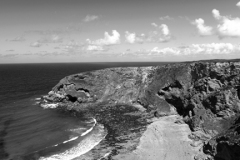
[[212, 9, 240, 37], [125, 32, 136, 44], [236, 1, 240, 8], [87, 30, 120, 46], [212, 9, 221, 20], [30, 42, 41, 47], [150, 47, 180, 55], [83, 15, 99, 22], [150, 43, 240, 55], [150, 23, 172, 42], [192, 18, 213, 36], [160, 24, 170, 36], [125, 23, 172, 44], [151, 22, 158, 27], [85, 45, 105, 51], [125, 31, 145, 44]]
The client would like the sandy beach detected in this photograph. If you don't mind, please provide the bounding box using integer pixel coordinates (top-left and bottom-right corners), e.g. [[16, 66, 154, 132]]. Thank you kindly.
[[113, 115, 206, 160]]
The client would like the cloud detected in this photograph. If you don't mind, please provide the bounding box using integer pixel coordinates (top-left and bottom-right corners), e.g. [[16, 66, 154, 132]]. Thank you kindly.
[[192, 8, 240, 38], [38, 35, 63, 43], [62, 40, 82, 54], [212, 9, 240, 37], [125, 31, 145, 44], [10, 36, 25, 42], [159, 16, 174, 21], [212, 9, 221, 20], [237, 1, 240, 8], [35, 51, 64, 57], [178, 16, 191, 21], [0, 53, 19, 58], [30, 42, 42, 47], [160, 24, 170, 36], [151, 22, 158, 27], [65, 23, 82, 32], [85, 45, 105, 51], [125, 23, 172, 44], [149, 43, 240, 55], [150, 47, 180, 55], [50, 35, 62, 43], [125, 32, 136, 44], [149, 23, 172, 42], [60, 40, 108, 54], [192, 18, 213, 36], [86, 30, 120, 46], [83, 15, 99, 22], [29, 35, 62, 48]]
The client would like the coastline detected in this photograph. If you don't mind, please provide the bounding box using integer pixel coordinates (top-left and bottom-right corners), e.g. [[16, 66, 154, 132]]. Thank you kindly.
[[39, 60, 240, 159], [39, 124, 107, 160], [111, 115, 209, 160]]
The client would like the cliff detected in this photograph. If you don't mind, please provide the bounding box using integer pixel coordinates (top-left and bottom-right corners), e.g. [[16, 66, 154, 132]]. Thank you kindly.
[[42, 60, 240, 160]]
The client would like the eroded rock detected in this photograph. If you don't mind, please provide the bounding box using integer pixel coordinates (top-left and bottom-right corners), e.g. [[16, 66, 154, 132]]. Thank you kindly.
[[41, 60, 240, 160]]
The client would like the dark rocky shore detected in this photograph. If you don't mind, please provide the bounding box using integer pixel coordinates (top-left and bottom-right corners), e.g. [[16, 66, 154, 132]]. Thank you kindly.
[[41, 59, 240, 160]]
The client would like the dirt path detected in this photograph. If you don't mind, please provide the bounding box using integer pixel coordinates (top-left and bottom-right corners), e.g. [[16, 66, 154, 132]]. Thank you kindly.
[[113, 115, 203, 160]]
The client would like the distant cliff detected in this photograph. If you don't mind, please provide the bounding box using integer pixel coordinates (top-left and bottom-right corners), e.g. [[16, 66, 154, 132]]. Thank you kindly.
[[43, 60, 240, 160]]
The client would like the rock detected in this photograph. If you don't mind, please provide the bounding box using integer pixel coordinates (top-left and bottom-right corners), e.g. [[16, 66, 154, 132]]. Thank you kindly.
[[41, 60, 240, 160], [207, 79, 221, 91]]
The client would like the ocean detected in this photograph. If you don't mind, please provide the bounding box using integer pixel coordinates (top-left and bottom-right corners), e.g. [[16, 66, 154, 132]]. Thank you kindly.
[[0, 62, 167, 160]]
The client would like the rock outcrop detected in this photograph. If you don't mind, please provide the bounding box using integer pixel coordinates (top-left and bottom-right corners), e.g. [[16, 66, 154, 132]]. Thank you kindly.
[[42, 60, 240, 160]]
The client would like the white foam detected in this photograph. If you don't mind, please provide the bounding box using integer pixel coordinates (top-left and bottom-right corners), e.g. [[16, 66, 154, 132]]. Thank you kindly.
[[69, 118, 96, 136], [98, 152, 111, 160], [69, 128, 85, 132], [62, 136, 78, 144], [41, 103, 58, 109], [81, 118, 97, 136], [39, 124, 106, 160], [50, 118, 96, 148], [45, 136, 79, 148], [35, 97, 42, 101]]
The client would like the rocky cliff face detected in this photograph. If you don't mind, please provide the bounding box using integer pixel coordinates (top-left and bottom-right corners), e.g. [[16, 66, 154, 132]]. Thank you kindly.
[[42, 60, 240, 160]]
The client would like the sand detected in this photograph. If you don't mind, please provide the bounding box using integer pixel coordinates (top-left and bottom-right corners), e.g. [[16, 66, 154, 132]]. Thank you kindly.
[[113, 115, 206, 160]]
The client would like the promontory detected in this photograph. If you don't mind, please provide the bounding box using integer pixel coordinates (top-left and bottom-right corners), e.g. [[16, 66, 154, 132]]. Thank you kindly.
[[41, 60, 240, 160]]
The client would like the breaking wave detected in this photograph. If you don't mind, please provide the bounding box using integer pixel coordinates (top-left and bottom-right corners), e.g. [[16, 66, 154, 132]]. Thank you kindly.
[[62, 137, 78, 144], [80, 118, 97, 136], [52, 136, 79, 147], [51, 118, 97, 148], [39, 121, 106, 160]]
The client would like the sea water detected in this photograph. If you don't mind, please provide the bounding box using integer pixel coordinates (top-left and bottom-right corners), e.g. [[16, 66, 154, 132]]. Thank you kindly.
[[0, 62, 166, 160]]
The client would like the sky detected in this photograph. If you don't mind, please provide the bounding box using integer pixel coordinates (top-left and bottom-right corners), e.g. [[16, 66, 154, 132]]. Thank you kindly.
[[1, 0, 240, 63]]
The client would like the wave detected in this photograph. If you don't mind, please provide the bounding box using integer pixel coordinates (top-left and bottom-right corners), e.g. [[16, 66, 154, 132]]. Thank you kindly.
[[62, 136, 78, 144], [49, 118, 97, 148], [98, 151, 111, 160], [69, 118, 97, 137], [37, 118, 97, 152], [80, 118, 97, 136], [35, 97, 42, 101], [39, 124, 106, 160], [40, 103, 59, 109], [52, 136, 79, 147]]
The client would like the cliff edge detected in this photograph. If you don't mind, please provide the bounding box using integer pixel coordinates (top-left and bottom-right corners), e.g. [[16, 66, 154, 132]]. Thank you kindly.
[[42, 60, 240, 160]]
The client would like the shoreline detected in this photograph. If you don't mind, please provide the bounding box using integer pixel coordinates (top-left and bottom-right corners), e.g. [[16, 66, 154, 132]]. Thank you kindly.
[[39, 124, 107, 160], [111, 115, 209, 160], [38, 60, 240, 159]]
